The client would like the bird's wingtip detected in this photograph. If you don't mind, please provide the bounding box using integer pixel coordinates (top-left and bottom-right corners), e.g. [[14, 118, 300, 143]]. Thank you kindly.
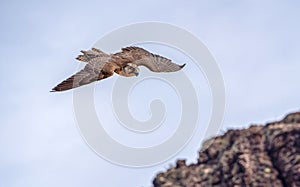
[[50, 86, 60, 92], [180, 63, 186, 68]]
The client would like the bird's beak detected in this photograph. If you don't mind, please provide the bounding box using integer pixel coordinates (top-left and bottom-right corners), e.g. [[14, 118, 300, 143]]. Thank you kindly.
[[134, 72, 139, 76]]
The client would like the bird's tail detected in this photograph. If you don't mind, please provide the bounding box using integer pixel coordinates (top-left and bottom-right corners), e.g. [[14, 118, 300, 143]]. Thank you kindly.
[[76, 48, 109, 62]]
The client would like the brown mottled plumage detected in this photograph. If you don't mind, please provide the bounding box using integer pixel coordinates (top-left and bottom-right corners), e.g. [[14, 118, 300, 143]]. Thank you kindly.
[[51, 46, 185, 92]]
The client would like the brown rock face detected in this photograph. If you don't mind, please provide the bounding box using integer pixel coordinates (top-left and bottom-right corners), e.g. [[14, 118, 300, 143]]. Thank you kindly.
[[153, 112, 300, 187]]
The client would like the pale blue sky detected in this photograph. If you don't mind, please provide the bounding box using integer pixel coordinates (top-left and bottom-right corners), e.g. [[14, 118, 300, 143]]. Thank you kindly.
[[1, 1, 300, 187]]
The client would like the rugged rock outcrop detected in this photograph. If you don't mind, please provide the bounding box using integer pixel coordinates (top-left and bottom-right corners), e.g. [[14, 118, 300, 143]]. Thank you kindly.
[[153, 112, 300, 187]]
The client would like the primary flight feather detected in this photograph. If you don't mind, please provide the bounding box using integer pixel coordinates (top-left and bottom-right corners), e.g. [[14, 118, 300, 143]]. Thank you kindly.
[[51, 46, 185, 92]]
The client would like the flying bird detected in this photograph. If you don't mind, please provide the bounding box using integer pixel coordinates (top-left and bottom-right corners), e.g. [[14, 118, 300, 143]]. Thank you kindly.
[[51, 46, 185, 92]]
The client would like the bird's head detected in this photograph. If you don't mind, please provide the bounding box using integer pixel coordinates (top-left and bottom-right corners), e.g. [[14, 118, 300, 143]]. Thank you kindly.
[[123, 63, 140, 76]]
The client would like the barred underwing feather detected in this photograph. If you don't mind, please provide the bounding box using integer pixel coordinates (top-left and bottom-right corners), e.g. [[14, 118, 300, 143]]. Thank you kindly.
[[51, 61, 112, 92], [118, 46, 185, 72]]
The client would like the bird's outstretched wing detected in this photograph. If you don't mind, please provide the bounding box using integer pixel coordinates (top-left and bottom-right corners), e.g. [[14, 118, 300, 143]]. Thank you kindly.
[[118, 46, 185, 72], [51, 61, 114, 92]]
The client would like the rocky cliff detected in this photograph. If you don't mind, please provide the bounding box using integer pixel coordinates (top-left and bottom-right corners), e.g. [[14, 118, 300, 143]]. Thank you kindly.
[[153, 112, 300, 187]]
